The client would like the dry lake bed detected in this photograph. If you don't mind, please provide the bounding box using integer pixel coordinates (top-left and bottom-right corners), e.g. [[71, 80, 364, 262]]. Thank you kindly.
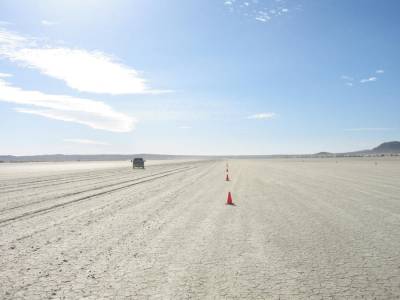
[[1, 158, 399, 299]]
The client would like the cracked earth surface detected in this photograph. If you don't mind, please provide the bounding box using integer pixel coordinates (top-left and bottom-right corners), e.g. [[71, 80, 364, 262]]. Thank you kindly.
[[0, 158, 400, 299]]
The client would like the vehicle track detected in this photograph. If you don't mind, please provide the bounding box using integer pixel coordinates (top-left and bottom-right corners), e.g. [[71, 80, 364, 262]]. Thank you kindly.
[[1, 159, 400, 299], [0, 165, 192, 211], [0, 171, 133, 198], [0, 165, 173, 193], [0, 165, 198, 226], [0, 167, 127, 188], [0, 170, 127, 193], [0, 161, 199, 192], [0, 161, 193, 190], [0, 161, 218, 273]]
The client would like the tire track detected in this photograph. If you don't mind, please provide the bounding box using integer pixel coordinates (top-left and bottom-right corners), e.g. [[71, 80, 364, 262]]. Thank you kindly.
[[0, 165, 192, 214], [1, 162, 219, 298], [4, 161, 217, 247], [0, 167, 127, 188], [0, 161, 196, 193], [0, 167, 148, 193], [0, 165, 198, 226], [0, 168, 187, 213]]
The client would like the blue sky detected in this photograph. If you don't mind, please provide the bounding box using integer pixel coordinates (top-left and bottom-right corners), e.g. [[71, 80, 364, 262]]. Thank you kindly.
[[0, 0, 399, 155]]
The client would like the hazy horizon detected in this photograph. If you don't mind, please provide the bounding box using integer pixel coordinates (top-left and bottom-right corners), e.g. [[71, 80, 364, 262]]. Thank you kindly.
[[2, 140, 400, 158]]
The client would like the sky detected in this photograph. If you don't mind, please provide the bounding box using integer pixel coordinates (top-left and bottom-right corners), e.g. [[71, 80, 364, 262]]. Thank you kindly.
[[0, 0, 399, 155]]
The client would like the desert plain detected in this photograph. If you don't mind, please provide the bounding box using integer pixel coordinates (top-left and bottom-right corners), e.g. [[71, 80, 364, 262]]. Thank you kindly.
[[0, 157, 400, 299]]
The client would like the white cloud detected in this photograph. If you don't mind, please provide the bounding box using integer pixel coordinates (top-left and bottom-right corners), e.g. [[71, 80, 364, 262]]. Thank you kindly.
[[224, 0, 294, 23], [360, 77, 377, 83], [341, 75, 354, 86], [41, 20, 58, 26], [63, 138, 110, 146], [0, 78, 135, 132], [247, 112, 277, 120], [0, 28, 30, 49], [255, 16, 268, 22], [344, 127, 395, 132], [256, 11, 271, 22], [0, 72, 12, 77], [0, 28, 169, 95], [341, 75, 353, 81], [179, 126, 192, 129], [342, 70, 384, 86]]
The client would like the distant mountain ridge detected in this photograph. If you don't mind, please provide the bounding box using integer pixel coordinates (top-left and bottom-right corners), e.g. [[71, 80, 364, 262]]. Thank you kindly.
[[0, 141, 399, 162], [339, 141, 400, 156], [372, 141, 400, 153]]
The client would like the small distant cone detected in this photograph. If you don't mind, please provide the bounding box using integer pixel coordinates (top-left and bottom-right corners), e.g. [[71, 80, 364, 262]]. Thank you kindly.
[[227, 192, 233, 205], [226, 173, 230, 181]]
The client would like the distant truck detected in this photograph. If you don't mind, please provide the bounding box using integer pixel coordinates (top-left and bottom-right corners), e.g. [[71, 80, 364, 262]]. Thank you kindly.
[[131, 158, 145, 169]]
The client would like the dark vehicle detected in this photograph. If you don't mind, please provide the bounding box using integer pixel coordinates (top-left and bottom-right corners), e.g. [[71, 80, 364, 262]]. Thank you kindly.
[[131, 158, 145, 169]]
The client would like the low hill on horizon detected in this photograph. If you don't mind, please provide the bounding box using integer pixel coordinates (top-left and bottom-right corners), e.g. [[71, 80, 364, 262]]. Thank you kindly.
[[338, 141, 400, 156], [1, 141, 399, 162], [0, 154, 212, 163], [372, 141, 400, 153]]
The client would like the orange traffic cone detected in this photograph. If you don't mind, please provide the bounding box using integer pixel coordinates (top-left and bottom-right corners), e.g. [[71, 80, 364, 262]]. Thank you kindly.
[[226, 192, 233, 205], [226, 173, 230, 181]]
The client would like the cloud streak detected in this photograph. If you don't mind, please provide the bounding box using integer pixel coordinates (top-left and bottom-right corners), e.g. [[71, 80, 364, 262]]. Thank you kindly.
[[0, 72, 12, 78], [247, 112, 277, 120], [344, 127, 395, 132], [341, 69, 384, 86], [0, 78, 135, 132], [41, 20, 58, 26], [360, 77, 377, 83], [0, 28, 169, 95], [223, 0, 295, 23], [63, 138, 110, 146]]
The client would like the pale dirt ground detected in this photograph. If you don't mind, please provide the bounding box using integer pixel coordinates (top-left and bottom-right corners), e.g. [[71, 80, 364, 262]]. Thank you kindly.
[[0, 158, 399, 299], [0, 159, 199, 180]]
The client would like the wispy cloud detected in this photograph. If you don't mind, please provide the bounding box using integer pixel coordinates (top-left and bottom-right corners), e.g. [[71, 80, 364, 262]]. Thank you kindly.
[[341, 75, 353, 81], [0, 72, 12, 78], [223, 0, 296, 23], [63, 138, 110, 146], [341, 69, 383, 86], [179, 125, 192, 129], [247, 112, 277, 120], [41, 20, 58, 26], [360, 77, 377, 83], [345, 127, 395, 132], [341, 75, 354, 87], [0, 28, 29, 49], [0, 78, 135, 132], [0, 28, 169, 95], [255, 16, 270, 22]]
